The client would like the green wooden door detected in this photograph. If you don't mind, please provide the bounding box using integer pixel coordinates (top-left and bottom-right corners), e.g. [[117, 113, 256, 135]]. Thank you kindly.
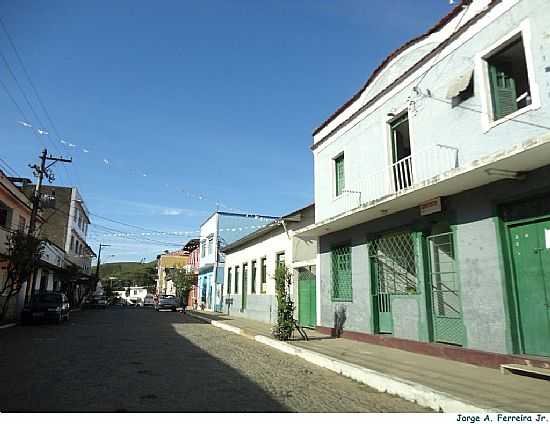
[[510, 220, 550, 357], [298, 270, 316, 328]]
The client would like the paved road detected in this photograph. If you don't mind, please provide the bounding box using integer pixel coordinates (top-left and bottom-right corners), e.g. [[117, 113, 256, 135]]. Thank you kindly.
[[0, 308, 428, 412]]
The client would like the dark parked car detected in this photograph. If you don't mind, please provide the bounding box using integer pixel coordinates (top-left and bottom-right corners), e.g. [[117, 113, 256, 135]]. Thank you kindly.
[[83, 294, 108, 309], [155, 295, 177, 311], [22, 293, 70, 324]]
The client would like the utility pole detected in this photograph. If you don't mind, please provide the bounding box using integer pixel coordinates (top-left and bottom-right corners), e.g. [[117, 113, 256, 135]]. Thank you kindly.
[[95, 243, 111, 281], [28, 148, 72, 236], [25, 148, 72, 304]]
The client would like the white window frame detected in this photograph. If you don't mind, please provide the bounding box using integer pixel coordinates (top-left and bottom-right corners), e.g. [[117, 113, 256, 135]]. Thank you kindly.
[[477, 19, 540, 133], [331, 152, 345, 201]]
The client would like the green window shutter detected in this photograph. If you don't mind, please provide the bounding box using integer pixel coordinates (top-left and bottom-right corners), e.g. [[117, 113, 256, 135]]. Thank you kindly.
[[335, 155, 345, 197], [332, 245, 352, 301], [489, 64, 518, 120]]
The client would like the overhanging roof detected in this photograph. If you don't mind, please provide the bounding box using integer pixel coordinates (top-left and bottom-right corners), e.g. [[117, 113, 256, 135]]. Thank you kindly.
[[297, 133, 550, 239], [222, 203, 315, 253]]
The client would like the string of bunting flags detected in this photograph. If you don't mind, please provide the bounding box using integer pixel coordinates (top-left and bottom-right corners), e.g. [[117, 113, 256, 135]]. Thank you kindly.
[[15, 119, 257, 216], [88, 221, 276, 239]]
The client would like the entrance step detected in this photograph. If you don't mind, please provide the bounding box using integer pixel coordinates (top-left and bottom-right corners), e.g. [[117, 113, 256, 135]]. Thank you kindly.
[[500, 364, 550, 380]]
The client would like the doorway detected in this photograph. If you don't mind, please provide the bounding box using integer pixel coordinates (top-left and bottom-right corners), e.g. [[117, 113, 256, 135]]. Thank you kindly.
[[298, 269, 316, 328], [509, 219, 550, 357]]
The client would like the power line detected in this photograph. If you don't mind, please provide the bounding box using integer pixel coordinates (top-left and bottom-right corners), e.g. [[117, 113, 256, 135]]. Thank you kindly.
[[423, 92, 550, 132], [0, 25, 75, 187], [0, 155, 21, 177]]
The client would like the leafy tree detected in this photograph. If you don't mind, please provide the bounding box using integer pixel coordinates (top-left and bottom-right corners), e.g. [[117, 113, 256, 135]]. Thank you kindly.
[[0, 230, 44, 321], [170, 268, 195, 305], [273, 264, 295, 341]]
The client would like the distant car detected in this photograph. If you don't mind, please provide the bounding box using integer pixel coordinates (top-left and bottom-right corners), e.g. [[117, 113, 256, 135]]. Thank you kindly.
[[129, 297, 144, 308], [143, 294, 155, 308], [155, 295, 177, 311], [22, 293, 70, 324], [83, 294, 107, 309]]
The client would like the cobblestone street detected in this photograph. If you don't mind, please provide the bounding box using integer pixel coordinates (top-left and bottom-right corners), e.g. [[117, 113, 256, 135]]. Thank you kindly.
[[0, 308, 428, 412]]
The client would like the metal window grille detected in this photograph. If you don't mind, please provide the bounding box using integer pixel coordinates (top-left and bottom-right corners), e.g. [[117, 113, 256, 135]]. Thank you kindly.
[[428, 232, 460, 319], [369, 232, 417, 295], [331, 245, 352, 301]]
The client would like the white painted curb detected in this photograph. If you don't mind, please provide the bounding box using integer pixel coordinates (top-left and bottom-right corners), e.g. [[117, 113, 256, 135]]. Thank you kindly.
[[254, 336, 499, 413], [187, 312, 499, 413], [187, 312, 242, 335]]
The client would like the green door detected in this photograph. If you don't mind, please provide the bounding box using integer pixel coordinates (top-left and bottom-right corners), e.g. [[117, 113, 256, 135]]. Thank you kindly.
[[370, 232, 418, 335], [427, 232, 465, 346], [298, 270, 316, 328], [510, 220, 550, 357], [241, 263, 248, 311]]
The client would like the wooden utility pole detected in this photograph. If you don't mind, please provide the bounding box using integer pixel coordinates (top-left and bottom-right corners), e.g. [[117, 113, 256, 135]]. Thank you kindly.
[[95, 243, 111, 281], [25, 148, 72, 303], [27, 148, 72, 236]]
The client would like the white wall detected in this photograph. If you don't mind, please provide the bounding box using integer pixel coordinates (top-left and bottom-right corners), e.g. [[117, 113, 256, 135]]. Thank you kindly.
[[224, 229, 290, 296], [313, 0, 550, 223], [199, 213, 218, 268]]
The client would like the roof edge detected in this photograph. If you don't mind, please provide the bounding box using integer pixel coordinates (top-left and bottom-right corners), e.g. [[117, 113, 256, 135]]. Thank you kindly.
[[311, 0, 477, 139]]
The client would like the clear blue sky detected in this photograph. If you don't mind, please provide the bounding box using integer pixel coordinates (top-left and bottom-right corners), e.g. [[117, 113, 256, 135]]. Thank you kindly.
[[0, 0, 453, 263]]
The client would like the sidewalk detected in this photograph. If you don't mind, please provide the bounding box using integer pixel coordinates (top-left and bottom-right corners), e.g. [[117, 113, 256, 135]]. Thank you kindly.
[[188, 310, 550, 413]]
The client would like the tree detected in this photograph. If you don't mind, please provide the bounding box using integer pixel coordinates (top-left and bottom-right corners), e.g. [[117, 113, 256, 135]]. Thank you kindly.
[[170, 268, 195, 305], [273, 264, 295, 341], [0, 230, 44, 321]]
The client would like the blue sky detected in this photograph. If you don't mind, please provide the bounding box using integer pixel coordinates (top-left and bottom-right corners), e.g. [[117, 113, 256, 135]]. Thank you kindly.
[[0, 0, 453, 263]]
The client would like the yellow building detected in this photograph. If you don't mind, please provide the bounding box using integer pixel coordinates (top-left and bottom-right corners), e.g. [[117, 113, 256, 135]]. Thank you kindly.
[[156, 250, 189, 295]]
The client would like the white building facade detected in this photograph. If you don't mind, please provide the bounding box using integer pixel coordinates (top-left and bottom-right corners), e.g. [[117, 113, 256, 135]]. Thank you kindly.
[[223, 205, 316, 326], [297, 0, 550, 364]]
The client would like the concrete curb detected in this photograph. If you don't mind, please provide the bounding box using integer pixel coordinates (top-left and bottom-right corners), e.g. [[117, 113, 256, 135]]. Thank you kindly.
[[0, 323, 16, 330], [187, 312, 498, 413], [254, 336, 498, 413]]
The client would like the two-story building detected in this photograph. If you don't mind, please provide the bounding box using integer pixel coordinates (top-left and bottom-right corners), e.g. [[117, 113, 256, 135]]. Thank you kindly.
[[297, 0, 550, 364], [0, 172, 36, 321], [156, 249, 189, 296], [22, 184, 95, 277], [182, 238, 200, 307], [222, 204, 316, 326], [198, 211, 278, 311]]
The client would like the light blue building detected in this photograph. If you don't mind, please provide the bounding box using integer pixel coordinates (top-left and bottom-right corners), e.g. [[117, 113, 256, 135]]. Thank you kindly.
[[198, 211, 278, 311]]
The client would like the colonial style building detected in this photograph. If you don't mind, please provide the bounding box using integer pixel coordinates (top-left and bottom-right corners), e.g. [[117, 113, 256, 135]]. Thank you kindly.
[[222, 204, 316, 326], [156, 249, 189, 296], [182, 238, 200, 308], [296, 0, 550, 364], [0, 171, 36, 321], [198, 211, 278, 311]]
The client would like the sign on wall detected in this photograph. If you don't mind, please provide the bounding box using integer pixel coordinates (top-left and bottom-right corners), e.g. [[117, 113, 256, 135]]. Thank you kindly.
[[420, 197, 442, 216]]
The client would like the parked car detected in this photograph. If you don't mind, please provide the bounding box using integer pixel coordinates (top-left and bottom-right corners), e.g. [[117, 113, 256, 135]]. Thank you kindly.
[[22, 293, 70, 324], [83, 294, 107, 309], [155, 295, 177, 311], [143, 294, 155, 308], [129, 297, 144, 308]]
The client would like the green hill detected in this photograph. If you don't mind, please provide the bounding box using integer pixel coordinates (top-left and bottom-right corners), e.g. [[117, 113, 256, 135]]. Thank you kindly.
[[94, 261, 157, 289]]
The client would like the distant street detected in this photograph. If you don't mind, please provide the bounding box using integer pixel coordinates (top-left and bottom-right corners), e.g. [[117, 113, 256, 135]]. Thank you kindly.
[[0, 308, 427, 412]]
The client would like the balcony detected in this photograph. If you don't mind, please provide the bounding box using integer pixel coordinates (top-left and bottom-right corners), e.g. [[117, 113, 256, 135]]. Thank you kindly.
[[300, 133, 550, 238], [325, 144, 459, 221]]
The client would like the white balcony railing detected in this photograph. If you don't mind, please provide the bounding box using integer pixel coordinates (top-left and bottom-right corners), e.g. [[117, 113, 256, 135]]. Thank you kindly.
[[328, 144, 459, 220]]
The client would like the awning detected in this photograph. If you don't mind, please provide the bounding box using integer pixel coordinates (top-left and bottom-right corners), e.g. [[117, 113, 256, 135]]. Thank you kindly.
[[446, 69, 474, 99]]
